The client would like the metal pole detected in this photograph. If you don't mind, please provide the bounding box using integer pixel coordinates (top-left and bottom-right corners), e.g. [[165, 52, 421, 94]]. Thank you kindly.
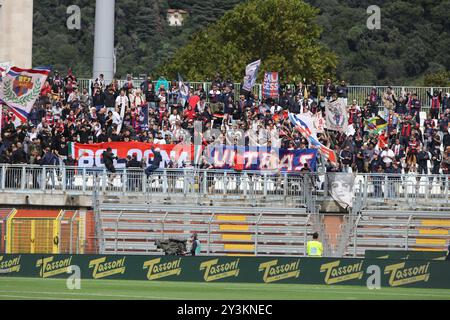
[[263, 172, 267, 197], [58, 210, 66, 254], [61, 167, 66, 192], [406, 214, 412, 250], [162, 211, 168, 240], [353, 214, 361, 257], [1, 165, 5, 190], [304, 214, 311, 256], [69, 211, 73, 254], [74, 211, 80, 254], [41, 167, 46, 191], [115, 210, 123, 254], [223, 172, 227, 196], [82, 168, 86, 193], [122, 169, 127, 194], [255, 212, 263, 255], [207, 212, 215, 254]]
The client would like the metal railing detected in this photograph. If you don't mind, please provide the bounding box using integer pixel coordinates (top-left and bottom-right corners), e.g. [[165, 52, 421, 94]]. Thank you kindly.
[[355, 173, 450, 209], [2, 209, 97, 254], [348, 211, 450, 257], [1, 164, 449, 207], [0, 164, 313, 207], [77, 78, 450, 110]]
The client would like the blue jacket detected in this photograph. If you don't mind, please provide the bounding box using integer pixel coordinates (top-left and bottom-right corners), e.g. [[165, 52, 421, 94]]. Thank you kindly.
[[40, 152, 59, 166]]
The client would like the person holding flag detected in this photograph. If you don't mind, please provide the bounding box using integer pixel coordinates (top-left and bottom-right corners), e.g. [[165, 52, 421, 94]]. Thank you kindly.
[[288, 112, 337, 164], [178, 74, 190, 108], [242, 60, 261, 93]]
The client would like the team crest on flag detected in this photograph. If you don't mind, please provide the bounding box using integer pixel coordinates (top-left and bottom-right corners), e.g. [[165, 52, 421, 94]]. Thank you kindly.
[[0, 66, 51, 118], [13, 75, 34, 97], [325, 99, 348, 132]]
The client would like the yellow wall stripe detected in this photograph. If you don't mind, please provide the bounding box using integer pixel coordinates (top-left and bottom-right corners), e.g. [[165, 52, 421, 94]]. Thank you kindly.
[[219, 224, 249, 231], [222, 234, 252, 241], [415, 238, 446, 245], [216, 215, 247, 222], [224, 244, 255, 251], [418, 229, 449, 235], [411, 248, 447, 253], [421, 220, 450, 227]]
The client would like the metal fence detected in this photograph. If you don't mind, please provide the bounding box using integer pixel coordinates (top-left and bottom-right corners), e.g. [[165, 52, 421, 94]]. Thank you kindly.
[[1, 165, 449, 206], [77, 78, 450, 111], [0, 165, 312, 206], [1, 209, 98, 254], [354, 173, 450, 209]]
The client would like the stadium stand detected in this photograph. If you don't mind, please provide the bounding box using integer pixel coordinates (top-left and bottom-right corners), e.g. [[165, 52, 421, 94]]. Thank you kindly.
[[99, 204, 313, 256], [345, 210, 450, 257]]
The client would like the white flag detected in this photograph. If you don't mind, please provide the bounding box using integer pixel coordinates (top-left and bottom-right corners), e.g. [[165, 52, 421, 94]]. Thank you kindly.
[[325, 99, 348, 132], [0, 66, 51, 119], [242, 60, 261, 92]]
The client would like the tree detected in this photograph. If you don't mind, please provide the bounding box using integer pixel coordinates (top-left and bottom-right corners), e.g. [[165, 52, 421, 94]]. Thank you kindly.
[[158, 0, 337, 82], [423, 71, 450, 87]]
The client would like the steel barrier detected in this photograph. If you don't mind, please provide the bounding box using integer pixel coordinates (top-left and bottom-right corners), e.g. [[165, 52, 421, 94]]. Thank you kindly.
[[0, 165, 313, 205], [0, 208, 97, 255], [1, 165, 450, 205]]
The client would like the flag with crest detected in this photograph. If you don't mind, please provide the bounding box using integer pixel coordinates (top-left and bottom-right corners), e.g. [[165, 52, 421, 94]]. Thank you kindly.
[[0, 66, 51, 121]]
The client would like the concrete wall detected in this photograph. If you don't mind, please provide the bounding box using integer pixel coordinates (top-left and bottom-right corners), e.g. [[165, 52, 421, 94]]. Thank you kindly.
[[0, 0, 33, 68]]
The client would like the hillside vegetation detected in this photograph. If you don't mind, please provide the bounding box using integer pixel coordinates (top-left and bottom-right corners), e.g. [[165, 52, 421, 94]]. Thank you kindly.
[[32, 0, 450, 85]]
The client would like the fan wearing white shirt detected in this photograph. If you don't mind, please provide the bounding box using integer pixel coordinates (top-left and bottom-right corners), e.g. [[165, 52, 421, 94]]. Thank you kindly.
[[112, 107, 122, 127], [168, 109, 181, 129], [380, 145, 395, 165], [115, 90, 129, 111]]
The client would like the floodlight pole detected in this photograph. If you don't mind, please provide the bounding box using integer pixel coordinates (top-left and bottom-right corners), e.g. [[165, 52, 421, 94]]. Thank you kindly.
[[93, 0, 115, 83]]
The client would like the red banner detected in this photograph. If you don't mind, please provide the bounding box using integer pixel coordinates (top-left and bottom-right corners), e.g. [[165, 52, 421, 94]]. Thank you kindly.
[[71, 142, 194, 168]]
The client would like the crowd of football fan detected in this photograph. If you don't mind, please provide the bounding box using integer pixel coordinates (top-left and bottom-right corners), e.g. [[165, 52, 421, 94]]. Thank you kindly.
[[1, 70, 450, 176]]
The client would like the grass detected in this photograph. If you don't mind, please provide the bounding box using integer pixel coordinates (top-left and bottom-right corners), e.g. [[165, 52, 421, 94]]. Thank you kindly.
[[0, 277, 450, 300]]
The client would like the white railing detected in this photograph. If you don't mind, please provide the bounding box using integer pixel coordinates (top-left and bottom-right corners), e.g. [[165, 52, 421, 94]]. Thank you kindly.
[[1, 165, 449, 206]]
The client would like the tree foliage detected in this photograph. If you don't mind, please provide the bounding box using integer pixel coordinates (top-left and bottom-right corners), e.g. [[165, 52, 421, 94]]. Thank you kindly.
[[423, 71, 450, 87], [32, 0, 450, 85], [158, 0, 337, 82]]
